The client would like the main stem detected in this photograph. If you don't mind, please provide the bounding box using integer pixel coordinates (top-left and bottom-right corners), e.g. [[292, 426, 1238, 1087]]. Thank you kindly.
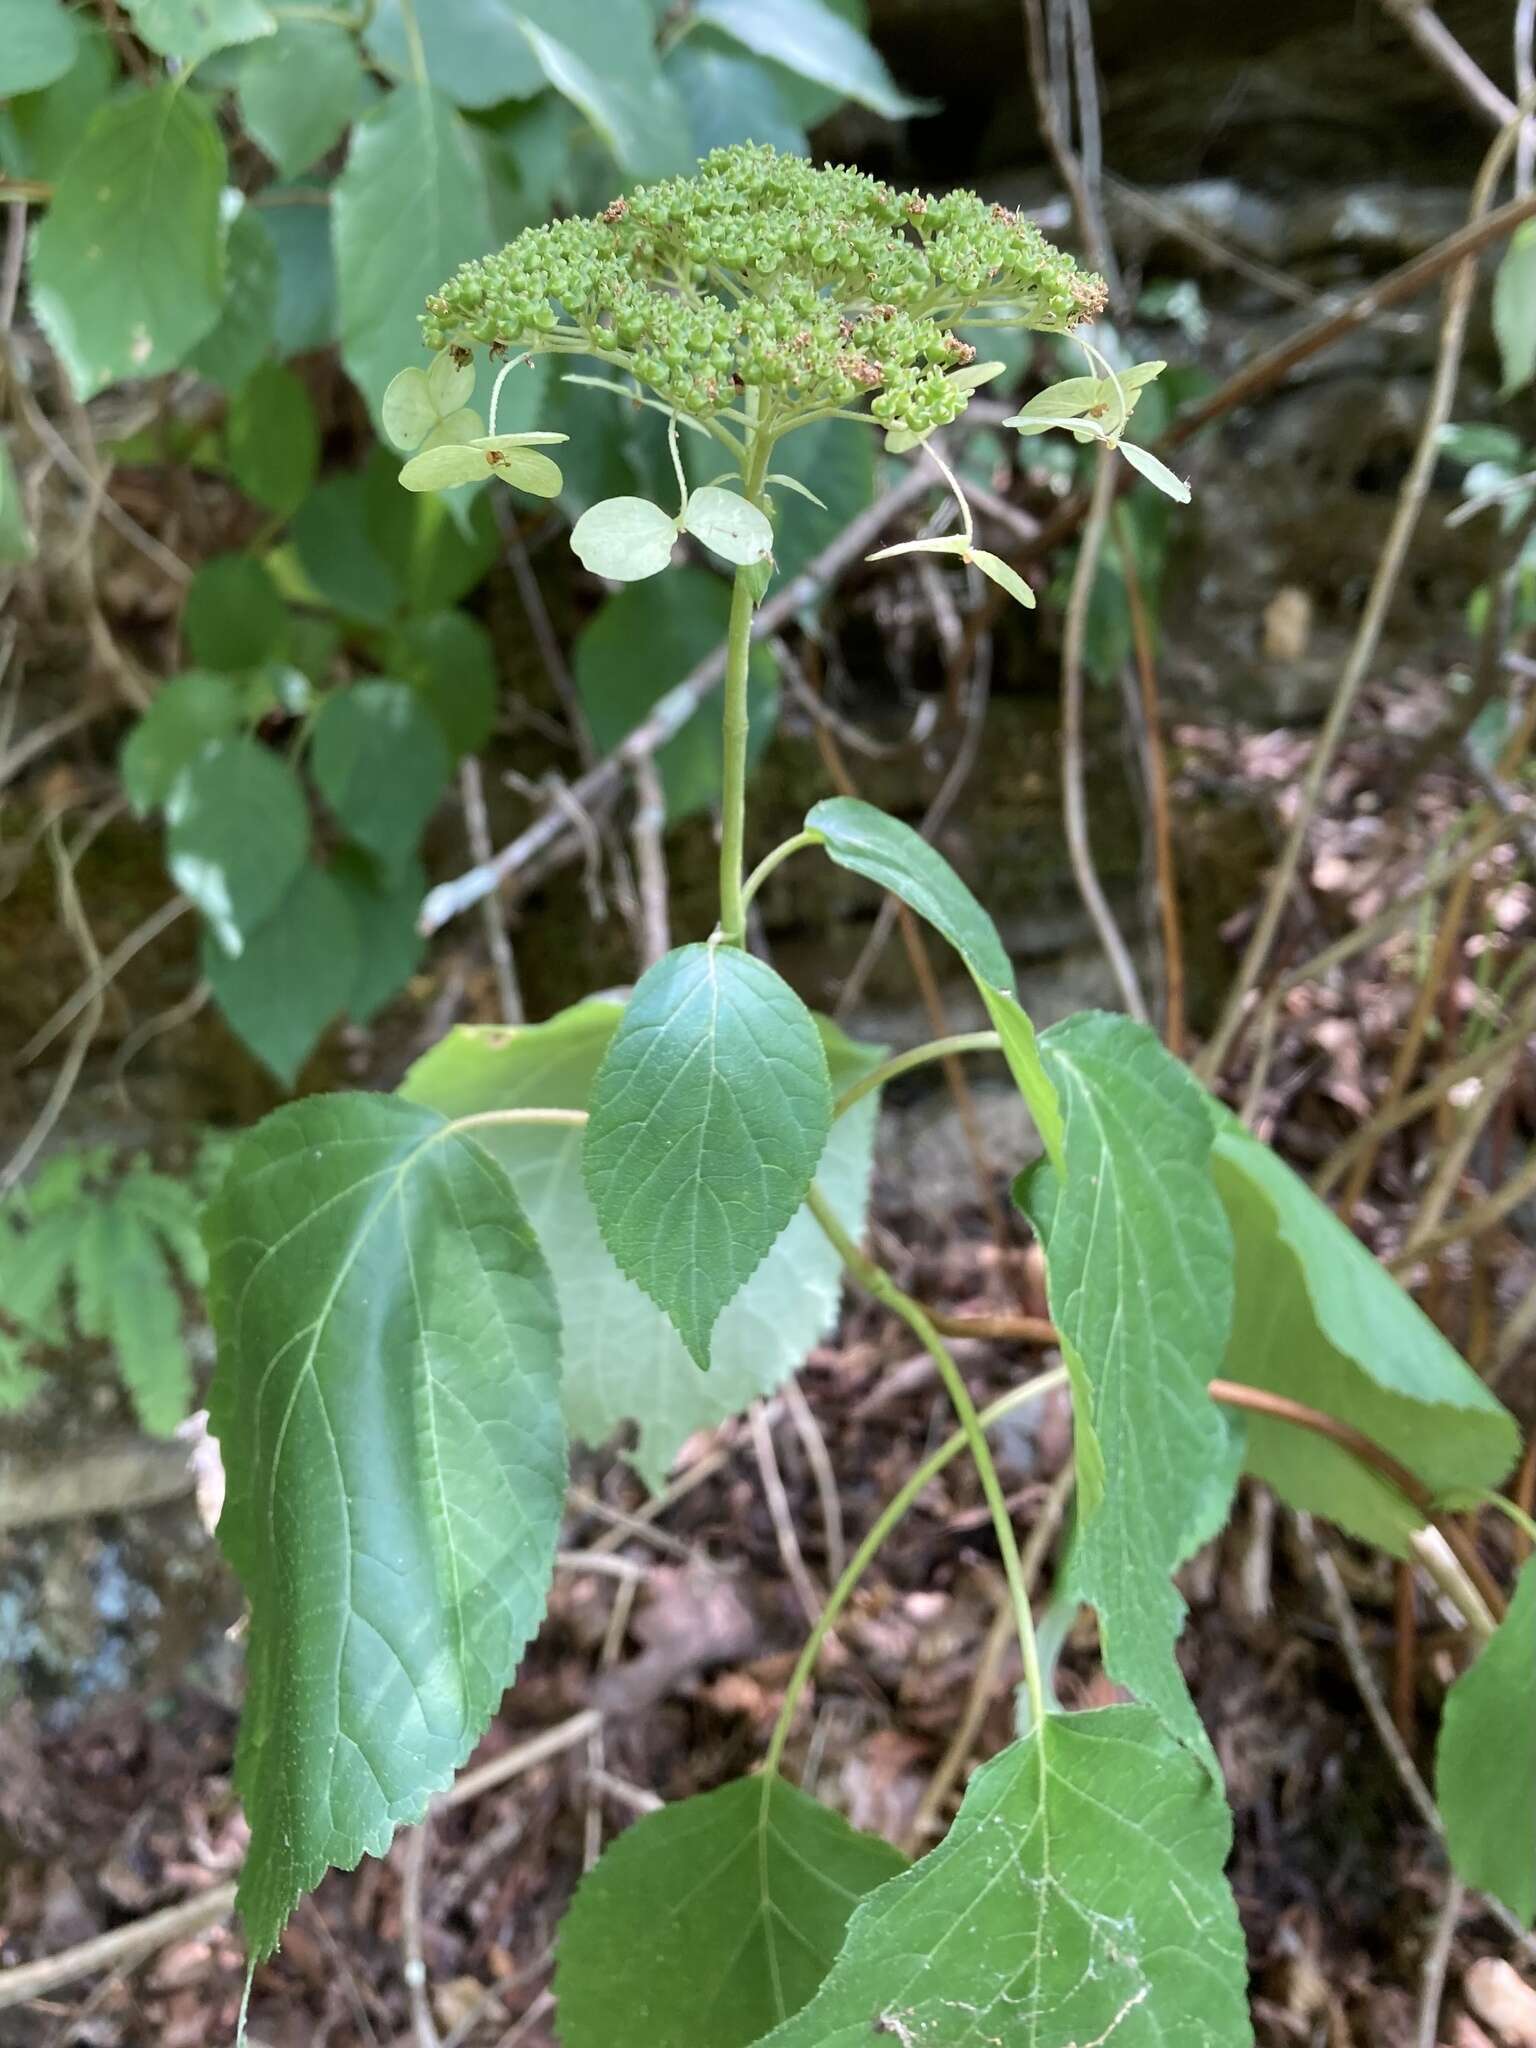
[[716, 413, 774, 947]]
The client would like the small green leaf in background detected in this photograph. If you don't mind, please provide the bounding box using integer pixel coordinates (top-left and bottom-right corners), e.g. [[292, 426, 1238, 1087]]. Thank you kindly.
[[122, 0, 275, 63], [74, 1202, 193, 1436], [1, 0, 78, 95], [401, 1002, 882, 1487], [666, 41, 807, 158], [203, 863, 359, 1085], [227, 362, 319, 516], [1017, 1014, 1237, 1760], [512, 13, 688, 179], [265, 195, 336, 357], [389, 610, 498, 757], [333, 847, 425, 1023], [187, 204, 279, 392], [1209, 1118, 1520, 1552], [183, 550, 288, 670], [334, 82, 494, 421], [365, 0, 544, 108], [0, 18, 116, 182], [291, 473, 401, 625], [1437, 1557, 1536, 1926], [693, 0, 929, 120], [753, 1707, 1253, 2048], [1493, 219, 1536, 398], [574, 565, 777, 820], [805, 796, 1063, 1168], [555, 1776, 905, 2048], [120, 671, 245, 817], [570, 495, 679, 581], [237, 18, 364, 178], [583, 945, 833, 1370], [310, 681, 453, 873], [30, 86, 226, 400], [205, 1093, 566, 1958], [0, 441, 36, 568], [166, 736, 309, 956], [681, 486, 775, 567], [768, 417, 875, 586]]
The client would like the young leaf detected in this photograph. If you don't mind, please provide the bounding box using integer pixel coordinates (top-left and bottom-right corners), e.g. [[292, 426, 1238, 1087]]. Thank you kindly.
[[755, 1706, 1253, 2048], [121, 0, 275, 64], [764, 473, 827, 509], [865, 534, 971, 562], [120, 672, 244, 818], [183, 551, 287, 671], [476, 436, 564, 495], [1118, 439, 1192, 503], [382, 366, 442, 454], [681, 485, 775, 567], [310, 681, 453, 874], [1437, 1557, 1536, 1926], [401, 1002, 882, 1487], [555, 1775, 905, 2048], [2, 0, 79, 95], [187, 206, 279, 392], [237, 18, 364, 179], [228, 362, 319, 517], [1016, 1014, 1237, 1759], [570, 495, 680, 581], [30, 85, 226, 400], [202, 864, 359, 1086], [333, 848, 426, 1024], [390, 609, 498, 758], [1209, 1119, 1520, 1552], [166, 736, 309, 957], [969, 547, 1036, 608], [398, 443, 487, 492], [692, 0, 931, 120], [205, 1093, 565, 1958], [1493, 219, 1536, 398], [805, 796, 1063, 1170], [583, 945, 833, 1370]]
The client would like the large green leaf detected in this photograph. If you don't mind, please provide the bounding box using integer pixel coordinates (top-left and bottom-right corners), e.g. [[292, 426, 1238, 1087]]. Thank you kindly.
[[512, 12, 686, 178], [227, 361, 319, 517], [754, 1707, 1252, 2048], [30, 85, 226, 400], [310, 681, 453, 873], [187, 205, 279, 391], [1494, 219, 1536, 399], [1437, 1557, 1536, 1926], [1016, 1014, 1237, 1758], [237, 18, 364, 177], [165, 736, 309, 957], [806, 796, 1062, 1170], [666, 41, 807, 160], [1, 0, 78, 95], [1210, 1119, 1520, 1554], [203, 863, 359, 1086], [183, 551, 287, 671], [122, 0, 275, 63], [583, 947, 832, 1371], [555, 1776, 905, 2048], [333, 83, 494, 422], [691, 0, 929, 120], [389, 610, 498, 757], [401, 1000, 881, 1487], [120, 671, 245, 817], [365, 0, 544, 107], [265, 195, 336, 355], [205, 1093, 565, 1958], [0, 18, 115, 182]]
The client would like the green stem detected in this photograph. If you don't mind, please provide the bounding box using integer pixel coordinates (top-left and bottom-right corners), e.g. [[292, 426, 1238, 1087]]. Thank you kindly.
[[396, 0, 427, 80], [716, 415, 774, 947], [1481, 1489, 1536, 1551], [804, 1185, 1049, 1732], [739, 829, 823, 918], [448, 1108, 587, 1136], [764, 1360, 1069, 1780], [835, 1031, 1003, 1118]]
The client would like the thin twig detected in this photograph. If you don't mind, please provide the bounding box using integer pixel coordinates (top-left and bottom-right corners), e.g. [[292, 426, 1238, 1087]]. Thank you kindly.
[[1019, 0, 1116, 286], [458, 757, 523, 1024], [783, 1375, 846, 1582], [1376, 0, 1527, 129], [1415, 1873, 1466, 2048], [398, 1821, 442, 2048], [16, 894, 191, 1067], [500, 505, 595, 767], [0, 200, 25, 335], [629, 750, 670, 970], [1394, 1142, 1536, 1267], [750, 1399, 825, 1629]]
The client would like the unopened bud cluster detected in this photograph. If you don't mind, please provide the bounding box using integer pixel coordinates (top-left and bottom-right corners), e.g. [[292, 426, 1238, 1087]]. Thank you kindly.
[[421, 144, 1105, 436]]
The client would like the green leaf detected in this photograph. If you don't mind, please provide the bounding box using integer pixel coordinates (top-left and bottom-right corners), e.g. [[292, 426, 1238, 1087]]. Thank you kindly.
[[120, 671, 244, 817], [203, 863, 359, 1085], [555, 1775, 905, 2048], [74, 1205, 191, 1436], [570, 495, 679, 581], [0, 18, 116, 181], [311, 681, 453, 873], [1437, 1557, 1536, 1926], [187, 204, 279, 392], [227, 361, 319, 517], [365, 0, 544, 108], [1016, 1015, 1237, 1758], [291, 473, 400, 625], [692, 0, 930, 119], [389, 610, 498, 757], [364, 446, 500, 612], [116, 1160, 209, 1289], [0, 440, 36, 568], [265, 194, 336, 356], [183, 551, 287, 671], [681, 485, 774, 567], [166, 736, 309, 957], [0, 0, 79, 95], [205, 1092, 565, 1958], [583, 944, 833, 1370], [755, 1706, 1252, 2048], [400, 1002, 881, 1487], [1119, 439, 1192, 503], [29, 85, 226, 400], [1494, 219, 1536, 398], [383, 354, 474, 453], [805, 795, 1063, 1171], [332, 847, 425, 1023], [768, 417, 874, 586], [237, 18, 364, 178], [512, 12, 686, 178], [122, 0, 275, 63], [866, 535, 970, 562], [574, 566, 778, 822], [477, 435, 564, 495], [968, 546, 1036, 609], [666, 42, 807, 159], [1209, 1119, 1519, 1553], [398, 444, 486, 492], [334, 83, 494, 422]]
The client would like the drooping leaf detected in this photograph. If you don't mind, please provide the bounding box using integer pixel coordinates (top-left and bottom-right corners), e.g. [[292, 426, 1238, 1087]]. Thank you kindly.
[[310, 681, 453, 873], [389, 610, 498, 757], [969, 546, 1036, 608], [401, 1002, 881, 1487], [513, 11, 687, 177], [570, 495, 679, 581], [73, 1204, 192, 1436], [334, 83, 494, 422], [333, 847, 426, 1023], [805, 796, 1063, 1170], [681, 486, 775, 567], [183, 551, 287, 671], [555, 1775, 905, 2048], [755, 1706, 1253, 2048], [120, 672, 245, 817], [1437, 1557, 1536, 1926], [0, 441, 36, 568], [237, 18, 364, 178], [227, 361, 319, 517], [666, 41, 807, 159], [121, 0, 275, 63], [30, 85, 226, 400], [1, 0, 79, 96], [573, 565, 777, 821], [1118, 439, 1192, 503], [187, 204, 279, 391], [365, 0, 544, 108], [1209, 1117, 1519, 1553], [583, 945, 833, 1370], [1494, 219, 1536, 398], [166, 736, 309, 957], [1016, 1015, 1237, 1758], [692, 0, 929, 119], [203, 864, 359, 1086], [205, 1092, 566, 1958]]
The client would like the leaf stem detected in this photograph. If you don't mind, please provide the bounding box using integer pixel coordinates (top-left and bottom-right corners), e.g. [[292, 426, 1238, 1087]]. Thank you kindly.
[[447, 1108, 588, 1136], [920, 436, 975, 548], [834, 1031, 1003, 1118], [1480, 1489, 1536, 1550], [716, 414, 774, 947], [396, 0, 428, 82], [739, 829, 823, 917]]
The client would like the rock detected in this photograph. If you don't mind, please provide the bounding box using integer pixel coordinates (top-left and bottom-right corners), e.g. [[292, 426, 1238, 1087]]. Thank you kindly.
[[1466, 1959, 1536, 2048]]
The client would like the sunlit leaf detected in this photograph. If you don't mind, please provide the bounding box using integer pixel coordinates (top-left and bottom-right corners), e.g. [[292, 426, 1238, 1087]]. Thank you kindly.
[[311, 681, 452, 874], [570, 494, 680, 580], [203, 864, 359, 1086], [122, 0, 275, 63], [167, 736, 309, 957], [1118, 439, 1192, 503], [969, 546, 1036, 608], [692, 0, 931, 119]]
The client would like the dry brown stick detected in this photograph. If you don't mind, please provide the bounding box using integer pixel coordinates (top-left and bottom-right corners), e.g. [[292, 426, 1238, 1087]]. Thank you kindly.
[[398, 1821, 442, 2048], [782, 1375, 846, 1582], [628, 750, 670, 970], [1116, 505, 1184, 1054], [1376, 0, 1525, 129], [1415, 1873, 1466, 2048], [928, 1309, 1057, 1344], [1394, 1142, 1536, 1267], [459, 756, 523, 1025], [1018, 0, 1115, 285], [750, 1399, 825, 1630], [15, 893, 191, 1067]]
